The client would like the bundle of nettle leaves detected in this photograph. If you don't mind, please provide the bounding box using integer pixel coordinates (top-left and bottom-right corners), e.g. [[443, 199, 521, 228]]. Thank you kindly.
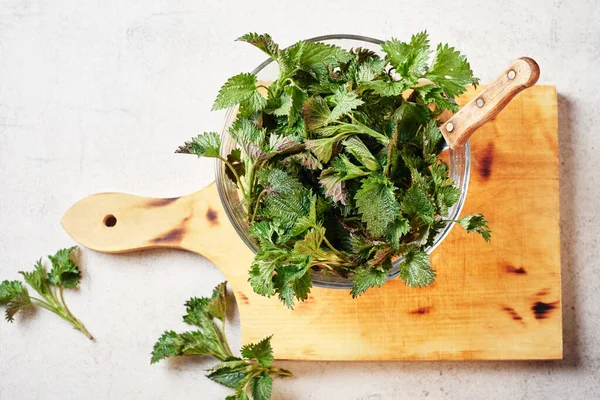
[[178, 32, 491, 307]]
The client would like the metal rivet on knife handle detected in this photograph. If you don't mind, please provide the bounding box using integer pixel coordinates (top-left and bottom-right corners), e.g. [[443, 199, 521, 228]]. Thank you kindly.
[[446, 122, 454, 133], [476, 98, 485, 108], [507, 69, 516, 80]]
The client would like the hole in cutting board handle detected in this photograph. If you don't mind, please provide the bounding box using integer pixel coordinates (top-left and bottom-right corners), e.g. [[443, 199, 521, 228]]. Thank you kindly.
[[103, 214, 117, 227]]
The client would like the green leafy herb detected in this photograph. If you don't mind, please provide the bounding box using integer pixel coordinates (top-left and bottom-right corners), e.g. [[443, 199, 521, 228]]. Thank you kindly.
[[176, 132, 221, 158], [213, 73, 267, 112], [0, 247, 92, 339], [237, 33, 280, 59], [151, 282, 292, 400], [178, 32, 491, 305], [355, 174, 400, 237], [350, 266, 388, 298], [398, 246, 436, 288], [456, 213, 492, 242]]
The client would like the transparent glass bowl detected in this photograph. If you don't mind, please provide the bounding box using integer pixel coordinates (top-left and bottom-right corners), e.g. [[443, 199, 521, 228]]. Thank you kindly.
[[216, 34, 471, 289]]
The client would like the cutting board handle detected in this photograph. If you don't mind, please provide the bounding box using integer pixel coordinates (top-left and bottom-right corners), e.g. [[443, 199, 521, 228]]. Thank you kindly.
[[61, 183, 226, 255], [442, 57, 540, 149]]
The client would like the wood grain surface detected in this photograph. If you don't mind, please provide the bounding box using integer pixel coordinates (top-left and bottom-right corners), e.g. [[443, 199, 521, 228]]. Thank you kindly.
[[62, 85, 561, 361]]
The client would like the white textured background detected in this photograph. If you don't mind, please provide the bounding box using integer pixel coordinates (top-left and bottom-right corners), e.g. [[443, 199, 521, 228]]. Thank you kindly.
[[1, 1, 599, 399]]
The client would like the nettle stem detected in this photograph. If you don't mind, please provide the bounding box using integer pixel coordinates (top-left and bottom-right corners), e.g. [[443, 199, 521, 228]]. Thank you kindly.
[[219, 156, 247, 198], [250, 189, 268, 223], [59, 287, 93, 340], [31, 292, 93, 340], [268, 365, 293, 377], [384, 125, 399, 176], [321, 236, 349, 261]]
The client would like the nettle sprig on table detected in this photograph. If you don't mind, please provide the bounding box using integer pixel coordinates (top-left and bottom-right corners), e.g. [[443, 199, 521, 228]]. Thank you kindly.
[[0, 247, 93, 339], [151, 282, 292, 400], [178, 32, 491, 307]]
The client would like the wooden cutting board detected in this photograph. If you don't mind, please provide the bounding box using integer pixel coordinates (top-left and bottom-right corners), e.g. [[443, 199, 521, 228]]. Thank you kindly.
[[62, 85, 561, 361]]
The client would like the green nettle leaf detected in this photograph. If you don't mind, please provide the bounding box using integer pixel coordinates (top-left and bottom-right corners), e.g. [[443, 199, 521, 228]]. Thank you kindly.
[[457, 214, 492, 242], [245, 143, 269, 163], [326, 86, 364, 124], [273, 260, 312, 308], [425, 43, 479, 98], [302, 95, 331, 133], [151, 330, 186, 364], [293, 227, 327, 257], [415, 84, 459, 113], [236, 389, 251, 400], [285, 85, 308, 126], [237, 32, 279, 59], [401, 150, 426, 172], [263, 191, 312, 226], [435, 185, 461, 215], [358, 79, 412, 97], [382, 31, 431, 78], [398, 247, 435, 287], [431, 162, 454, 187], [387, 216, 411, 249], [5, 288, 31, 322], [355, 58, 386, 85], [422, 120, 444, 155], [213, 72, 266, 112], [319, 168, 348, 205], [266, 134, 303, 154], [315, 120, 387, 144], [331, 154, 369, 181], [289, 196, 318, 237], [260, 168, 304, 194], [206, 281, 227, 322], [250, 372, 273, 400], [206, 360, 249, 388], [241, 335, 274, 368], [342, 136, 380, 171], [400, 185, 436, 224], [269, 93, 292, 116], [304, 137, 337, 163], [229, 118, 266, 147], [248, 221, 277, 246], [248, 256, 278, 297], [47, 246, 81, 289], [299, 41, 352, 76], [19, 261, 51, 299], [355, 175, 400, 237], [176, 132, 221, 158], [241, 87, 268, 114], [285, 151, 323, 170], [351, 267, 388, 298], [394, 101, 431, 143], [180, 301, 229, 360], [0, 280, 25, 305], [279, 41, 305, 73]]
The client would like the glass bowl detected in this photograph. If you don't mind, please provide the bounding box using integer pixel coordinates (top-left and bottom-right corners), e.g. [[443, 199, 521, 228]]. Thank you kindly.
[[216, 34, 471, 289]]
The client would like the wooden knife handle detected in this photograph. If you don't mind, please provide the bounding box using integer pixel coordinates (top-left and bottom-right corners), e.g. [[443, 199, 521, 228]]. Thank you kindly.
[[442, 57, 540, 149]]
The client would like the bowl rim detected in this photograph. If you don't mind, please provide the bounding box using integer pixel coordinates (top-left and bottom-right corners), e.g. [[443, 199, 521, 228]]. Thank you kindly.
[[215, 34, 471, 289]]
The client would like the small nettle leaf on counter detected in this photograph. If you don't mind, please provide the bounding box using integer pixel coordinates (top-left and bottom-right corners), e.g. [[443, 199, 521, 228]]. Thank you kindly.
[[2, 247, 92, 339], [151, 282, 292, 399]]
